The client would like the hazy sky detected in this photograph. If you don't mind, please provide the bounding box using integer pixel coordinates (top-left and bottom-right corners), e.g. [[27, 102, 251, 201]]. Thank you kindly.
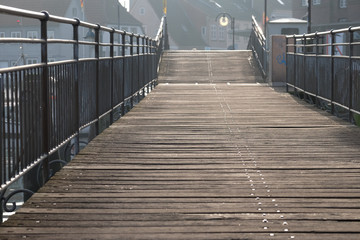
[[118, 0, 130, 10]]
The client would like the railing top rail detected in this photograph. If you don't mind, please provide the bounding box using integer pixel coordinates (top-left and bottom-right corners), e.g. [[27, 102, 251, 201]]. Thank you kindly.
[[0, 4, 158, 41], [155, 17, 165, 42], [286, 25, 360, 39], [251, 15, 265, 41]]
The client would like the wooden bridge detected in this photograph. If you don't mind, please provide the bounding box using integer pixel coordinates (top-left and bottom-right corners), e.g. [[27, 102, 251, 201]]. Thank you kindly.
[[1, 50, 360, 239]]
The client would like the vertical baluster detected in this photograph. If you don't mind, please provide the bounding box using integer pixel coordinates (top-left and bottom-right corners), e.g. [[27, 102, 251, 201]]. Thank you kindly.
[[121, 32, 126, 117], [95, 25, 100, 136], [349, 27, 354, 123], [40, 11, 50, 182], [110, 29, 115, 125], [330, 30, 335, 115]]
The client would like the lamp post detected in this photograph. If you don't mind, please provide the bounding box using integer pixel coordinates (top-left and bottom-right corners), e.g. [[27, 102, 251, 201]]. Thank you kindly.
[[216, 13, 235, 50], [307, 0, 312, 33]]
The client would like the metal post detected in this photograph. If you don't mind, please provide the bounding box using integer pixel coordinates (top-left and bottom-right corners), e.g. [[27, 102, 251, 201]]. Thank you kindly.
[[121, 32, 126, 117], [307, 0, 312, 33], [164, 16, 170, 50], [142, 37, 146, 98], [264, 0, 267, 38], [331, 30, 335, 115], [315, 32, 319, 107], [95, 25, 100, 135], [303, 34, 306, 95], [110, 29, 115, 125], [146, 37, 150, 94], [137, 35, 140, 101], [286, 36, 289, 92], [349, 27, 354, 122], [130, 33, 134, 109], [40, 11, 50, 183], [293, 35, 297, 95], [232, 17, 235, 50], [73, 18, 80, 155]]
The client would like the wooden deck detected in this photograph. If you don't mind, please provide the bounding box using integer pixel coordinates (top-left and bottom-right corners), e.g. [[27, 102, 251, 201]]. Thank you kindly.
[[1, 50, 360, 239]]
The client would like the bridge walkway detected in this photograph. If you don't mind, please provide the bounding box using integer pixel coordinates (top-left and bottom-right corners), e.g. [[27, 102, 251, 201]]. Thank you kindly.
[[0, 50, 359, 239]]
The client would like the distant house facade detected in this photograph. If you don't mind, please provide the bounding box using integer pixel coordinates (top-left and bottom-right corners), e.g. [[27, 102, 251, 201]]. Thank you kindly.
[[182, 0, 253, 50], [293, 0, 360, 32], [130, 0, 292, 50], [84, 0, 144, 57], [129, 0, 178, 49], [0, 0, 144, 68], [0, 0, 82, 68]]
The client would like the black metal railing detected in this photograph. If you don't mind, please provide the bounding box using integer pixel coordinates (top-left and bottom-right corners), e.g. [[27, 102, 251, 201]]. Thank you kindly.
[[286, 26, 360, 123], [0, 5, 168, 220], [248, 15, 268, 78]]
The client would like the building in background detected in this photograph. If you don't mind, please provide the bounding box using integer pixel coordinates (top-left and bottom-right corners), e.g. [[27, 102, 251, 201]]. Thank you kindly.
[[130, 0, 253, 50], [84, 0, 144, 57], [130, 0, 293, 50], [84, 0, 143, 35], [0, 0, 82, 68], [0, 0, 143, 67], [293, 0, 360, 32], [130, 0, 194, 50]]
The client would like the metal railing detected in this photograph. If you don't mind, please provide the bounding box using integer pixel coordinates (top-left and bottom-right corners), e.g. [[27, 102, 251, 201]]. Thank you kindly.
[[248, 15, 268, 78], [0, 5, 168, 218], [286, 26, 360, 123]]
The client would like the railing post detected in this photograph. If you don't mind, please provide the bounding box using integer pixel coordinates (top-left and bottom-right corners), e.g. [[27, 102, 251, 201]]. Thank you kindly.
[[286, 36, 289, 92], [40, 11, 50, 183], [330, 30, 335, 115], [146, 36, 150, 94], [121, 32, 126, 117], [130, 33, 134, 109], [293, 35, 297, 95], [136, 35, 140, 101], [315, 32, 319, 107], [73, 18, 80, 155], [110, 28, 115, 125], [142, 37, 146, 98], [349, 27, 354, 122], [164, 16, 170, 50], [150, 39, 154, 91], [95, 24, 100, 136], [303, 34, 306, 96]]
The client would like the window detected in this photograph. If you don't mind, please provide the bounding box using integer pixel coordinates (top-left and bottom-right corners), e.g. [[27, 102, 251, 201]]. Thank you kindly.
[[338, 18, 348, 22], [72, 8, 77, 17], [0, 32, 5, 38], [27, 31, 38, 39], [139, 7, 145, 15], [235, 28, 240, 41], [11, 32, 21, 38], [313, 0, 320, 5], [48, 31, 55, 39], [26, 58, 38, 65], [339, 0, 347, 8], [201, 27, 206, 37], [302, 0, 308, 6], [218, 26, 226, 41], [281, 28, 299, 35], [131, 27, 137, 34], [210, 25, 217, 40]]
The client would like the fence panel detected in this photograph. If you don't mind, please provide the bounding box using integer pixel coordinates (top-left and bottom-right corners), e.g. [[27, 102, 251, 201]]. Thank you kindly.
[[0, 5, 167, 201]]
